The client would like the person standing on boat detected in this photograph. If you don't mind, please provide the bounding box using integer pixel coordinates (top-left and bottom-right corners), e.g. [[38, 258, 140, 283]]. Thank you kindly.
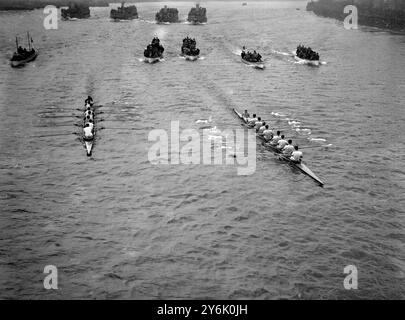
[[290, 146, 303, 163], [282, 140, 294, 156]]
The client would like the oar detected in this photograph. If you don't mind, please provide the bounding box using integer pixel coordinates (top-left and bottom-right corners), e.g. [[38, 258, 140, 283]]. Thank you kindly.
[[98, 127, 140, 131], [299, 144, 332, 149], [38, 115, 78, 118], [31, 132, 78, 138], [75, 105, 103, 112]]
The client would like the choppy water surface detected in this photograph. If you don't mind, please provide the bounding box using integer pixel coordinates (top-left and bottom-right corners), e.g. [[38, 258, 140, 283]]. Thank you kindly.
[[0, 1, 404, 299]]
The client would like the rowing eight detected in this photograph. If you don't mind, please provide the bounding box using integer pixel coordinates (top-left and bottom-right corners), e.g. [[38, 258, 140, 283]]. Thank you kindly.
[[233, 108, 324, 187]]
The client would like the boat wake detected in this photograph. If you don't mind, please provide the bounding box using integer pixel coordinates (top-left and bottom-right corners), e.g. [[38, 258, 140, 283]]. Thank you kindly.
[[195, 116, 213, 124], [182, 21, 207, 25], [179, 55, 203, 61], [243, 62, 265, 70], [140, 19, 157, 24], [139, 57, 164, 63], [271, 111, 329, 144], [308, 138, 326, 142], [272, 49, 326, 66], [110, 19, 133, 23], [233, 48, 243, 56], [271, 49, 291, 56]]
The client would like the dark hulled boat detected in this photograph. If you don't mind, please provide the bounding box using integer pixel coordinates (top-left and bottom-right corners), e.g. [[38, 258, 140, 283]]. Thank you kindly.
[[187, 4, 207, 24], [241, 47, 264, 69], [181, 37, 200, 61], [295, 45, 320, 65], [61, 2, 90, 20], [110, 2, 138, 20], [144, 37, 165, 63], [10, 33, 38, 68], [155, 5, 179, 23]]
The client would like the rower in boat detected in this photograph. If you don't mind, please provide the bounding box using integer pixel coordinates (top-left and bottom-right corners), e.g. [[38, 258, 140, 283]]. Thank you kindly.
[[242, 110, 249, 119], [290, 145, 303, 163], [84, 114, 93, 123], [86, 119, 94, 131], [282, 140, 294, 156], [270, 131, 281, 145], [83, 123, 94, 140], [276, 135, 288, 150], [253, 118, 263, 130], [258, 122, 267, 134], [84, 107, 94, 119], [247, 114, 258, 127], [262, 125, 273, 141]]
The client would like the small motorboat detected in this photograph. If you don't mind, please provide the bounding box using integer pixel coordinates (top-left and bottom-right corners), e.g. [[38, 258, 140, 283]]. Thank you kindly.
[[10, 32, 38, 68]]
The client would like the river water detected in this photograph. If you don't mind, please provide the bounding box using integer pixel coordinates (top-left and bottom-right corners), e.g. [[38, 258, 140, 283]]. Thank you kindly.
[[0, 1, 404, 299]]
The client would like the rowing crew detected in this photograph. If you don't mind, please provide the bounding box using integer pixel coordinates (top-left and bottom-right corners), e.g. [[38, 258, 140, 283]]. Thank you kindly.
[[83, 96, 94, 140], [242, 110, 303, 163]]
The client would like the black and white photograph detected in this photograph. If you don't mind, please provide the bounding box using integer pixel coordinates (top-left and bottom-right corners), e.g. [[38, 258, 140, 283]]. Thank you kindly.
[[0, 0, 404, 302]]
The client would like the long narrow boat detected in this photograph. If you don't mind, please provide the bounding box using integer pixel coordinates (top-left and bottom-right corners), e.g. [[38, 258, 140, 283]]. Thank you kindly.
[[83, 103, 96, 156], [233, 108, 324, 186]]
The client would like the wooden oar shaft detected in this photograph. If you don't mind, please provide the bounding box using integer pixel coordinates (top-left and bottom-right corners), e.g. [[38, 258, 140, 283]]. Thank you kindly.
[[32, 132, 77, 138], [300, 145, 329, 149]]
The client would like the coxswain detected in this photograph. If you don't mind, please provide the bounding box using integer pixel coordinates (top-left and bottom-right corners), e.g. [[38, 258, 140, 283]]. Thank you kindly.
[[85, 96, 93, 105], [277, 135, 288, 150], [262, 125, 273, 141], [83, 123, 93, 140], [242, 110, 249, 119], [282, 140, 295, 156], [290, 145, 303, 163]]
